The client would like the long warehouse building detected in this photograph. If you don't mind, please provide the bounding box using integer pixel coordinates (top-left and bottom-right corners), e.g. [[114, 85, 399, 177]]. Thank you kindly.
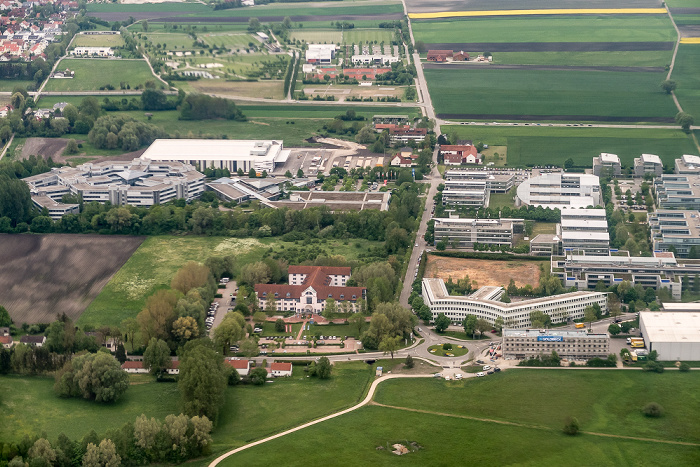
[[639, 312, 700, 361]]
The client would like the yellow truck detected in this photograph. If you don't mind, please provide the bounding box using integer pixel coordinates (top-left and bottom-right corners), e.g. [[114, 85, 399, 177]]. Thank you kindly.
[[575, 323, 585, 329], [630, 338, 645, 348]]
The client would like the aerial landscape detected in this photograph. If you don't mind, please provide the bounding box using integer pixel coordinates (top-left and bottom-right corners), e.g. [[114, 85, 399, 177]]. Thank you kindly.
[[1, 0, 700, 465]]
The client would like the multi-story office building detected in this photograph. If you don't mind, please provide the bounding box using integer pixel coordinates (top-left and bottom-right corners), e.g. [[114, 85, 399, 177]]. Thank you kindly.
[[634, 154, 663, 177], [674, 154, 700, 174], [516, 173, 601, 209], [558, 208, 609, 255], [444, 171, 515, 193], [649, 210, 700, 258], [654, 174, 700, 210], [592, 153, 621, 177], [422, 278, 608, 328], [432, 217, 523, 248], [503, 329, 610, 360], [441, 185, 489, 207]]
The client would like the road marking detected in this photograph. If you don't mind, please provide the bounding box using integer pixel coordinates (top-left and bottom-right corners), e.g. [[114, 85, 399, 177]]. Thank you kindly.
[[409, 8, 667, 19]]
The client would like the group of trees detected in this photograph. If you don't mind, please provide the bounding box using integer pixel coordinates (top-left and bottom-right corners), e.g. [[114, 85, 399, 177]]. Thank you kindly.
[[360, 302, 415, 351], [54, 351, 130, 402], [88, 114, 168, 151], [179, 94, 246, 121]]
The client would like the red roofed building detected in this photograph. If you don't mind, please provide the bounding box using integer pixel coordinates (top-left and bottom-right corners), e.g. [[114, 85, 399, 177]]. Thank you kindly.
[[453, 51, 469, 61], [255, 266, 365, 314], [0, 335, 12, 349], [342, 67, 391, 80], [440, 144, 481, 165], [121, 360, 148, 374], [225, 358, 250, 376], [389, 126, 427, 143], [427, 50, 453, 62], [270, 362, 292, 377]]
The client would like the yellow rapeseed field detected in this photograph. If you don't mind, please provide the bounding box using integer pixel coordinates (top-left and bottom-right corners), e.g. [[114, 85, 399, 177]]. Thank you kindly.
[[409, 8, 667, 19]]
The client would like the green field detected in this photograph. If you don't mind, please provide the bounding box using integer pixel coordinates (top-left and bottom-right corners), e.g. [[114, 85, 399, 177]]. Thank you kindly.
[[238, 104, 421, 119], [43, 59, 158, 92], [200, 32, 255, 49], [308, 322, 360, 339], [412, 15, 676, 44], [290, 28, 394, 44], [141, 32, 200, 49], [188, 1, 404, 18], [0, 80, 33, 92], [491, 50, 671, 67], [72, 33, 125, 48], [87, 2, 211, 13], [441, 125, 698, 167], [671, 45, 700, 118], [80, 236, 383, 327], [426, 67, 678, 120]]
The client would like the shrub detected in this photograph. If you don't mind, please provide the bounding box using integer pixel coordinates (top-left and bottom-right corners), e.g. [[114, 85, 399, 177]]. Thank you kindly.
[[442, 343, 452, 351], [562, 416, 579, 436], [679, 362, 690, 372], [642, 402, 664, 418], [643, 361, 664, 373], [405, 355, 414, 369]]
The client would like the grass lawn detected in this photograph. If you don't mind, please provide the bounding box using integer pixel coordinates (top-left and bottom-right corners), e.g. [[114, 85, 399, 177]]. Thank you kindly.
[[220, 404, 700, 466], [0, 80, 33, 92], [440, 125, 698, 168], [308, 322, 360, 339], [492, 50, 672, 67], [375, 370, 700, 443], [427, 343, 468, 357], [290, 28, 394, 44], [426, 67, 677, 120], [43, 59, 159, 92], [72, 34, 125, 48], [0, 374, 179, 442], [488, 186, 516, 209], [531, 222, 557, 236], [141, 32, 199, 50], [412, 15, 676, 44], [182, 78, 286, 100], [261, 321, 302, 337], [670, 44, 700, 118], [200, 32, 255, 49]]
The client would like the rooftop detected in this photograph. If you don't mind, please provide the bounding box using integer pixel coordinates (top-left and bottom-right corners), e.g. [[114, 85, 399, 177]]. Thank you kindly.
[[141, 139, 287, 163], [598, 153, 620, 164], [639, 154, 662, 164], [640, 312, 700, 343]]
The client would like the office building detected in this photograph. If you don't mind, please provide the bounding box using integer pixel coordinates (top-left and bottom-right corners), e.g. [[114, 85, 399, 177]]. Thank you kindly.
[[649, 210, 700, 258], [444, 170, 515, 193], [634, 154, 663, 177], [654, 174, 700, 210], [592, 153, 621, 177], [503, 329, 610, 360], [674, 154, 700, 174], [432, 217, 523, 248], [516, 173, 601, 209]]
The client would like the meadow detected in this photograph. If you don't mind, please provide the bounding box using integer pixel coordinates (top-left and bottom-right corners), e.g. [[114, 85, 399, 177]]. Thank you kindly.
[[670, 45, 700, 118], [200, 32, 255, 49], [290, 28, 394, 44], [71, 33, 125, 48], [43, 59, 159, 92], [141, 32, 200, 49], [187, 1, 404, 18], [440, 125, 697, 167], [491, 50, 671, 67], [426, 67, 678, 120], [0, 80, 33, 92], [412, 15, 676, 44]]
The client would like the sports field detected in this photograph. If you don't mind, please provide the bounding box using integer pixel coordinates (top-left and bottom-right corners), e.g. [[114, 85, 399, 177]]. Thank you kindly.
[[439, 125, 697, 167], [427, 67, 677, 121], [43, 59, 158, 92], [413, 15, 675, 44]]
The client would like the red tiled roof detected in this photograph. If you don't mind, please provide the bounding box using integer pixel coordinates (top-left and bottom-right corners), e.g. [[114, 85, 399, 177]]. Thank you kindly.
[[390, 127, 427, 136], [256, 266, 364, 302], [271, 362, 292, 372], [427, 49, 453, 58], [0, 335, 12, 345], [288, 266, 351, 276], [121, 361, 144, 369], [226, 359, 249, 370], [440, 145, 474, 152]]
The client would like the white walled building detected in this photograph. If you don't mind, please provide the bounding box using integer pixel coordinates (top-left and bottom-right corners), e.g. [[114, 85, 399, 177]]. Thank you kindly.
[[640, 312, 700, 361], [433, 217, 523, 248], [503, 329, 610, 360], [516, 173, 601, 209], [592, 153, 621, 177], [634, 154, 663, 177], [422, 278, 608, 328], [71, 46, 114, 57]]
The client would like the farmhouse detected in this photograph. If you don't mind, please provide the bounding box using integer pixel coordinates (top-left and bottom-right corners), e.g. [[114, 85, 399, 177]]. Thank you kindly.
[[440, 145, 480, 165], [121, 361, 148, 374], [20, 335, 45, 347], [141, 139, 291, 175], [427, 50, 453, 62], [503, 329, 610, 361], [516, 173, 601, 209], [634, 154, 662, 177], [225, 358, 250, 376], [71, 46, 114, 57], [270, 362, 292, 377], [255, 266, 366, 315], [422, 278, 608, 328], [24, 159, 205, 216], [0, 332, 12, 349]]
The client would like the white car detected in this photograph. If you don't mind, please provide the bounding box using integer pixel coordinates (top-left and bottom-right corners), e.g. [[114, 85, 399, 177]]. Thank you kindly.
[[476, 372, 485, 377], [454, 373, 463, 380], [483, 365, 491, 371]]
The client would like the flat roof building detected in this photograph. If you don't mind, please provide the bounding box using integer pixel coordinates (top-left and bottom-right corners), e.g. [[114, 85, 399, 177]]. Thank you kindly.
[[674, 154, 700, 174], [273, 190, 391, 212], [305, 44, 336, 64], [441, 185, 489, 208], [639, 312, 700, 361], [503, 328, 610, 361], [432, 217, 523, 248], [516, 173, 601, 209], [445, 170, 515, 193], [592, 153, 621, 177], [654, 174, 700, 210], [422, 278, 607, 328], [634, 154, 663, 177], [557, 208, 609, 256], [141, 139, 291, 174], [649, 210, 700, 258]]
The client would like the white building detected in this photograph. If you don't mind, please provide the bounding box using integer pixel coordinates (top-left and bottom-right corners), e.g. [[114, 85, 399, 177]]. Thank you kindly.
[[71, 46, 114, 57], [558, 208, 609, 255], [305, 44, 336, 64], [350, 54, 399, 65], [649, 210, 700, 258], [634, 154, 663, 177], [432, 217, 523, 248], [592, 153, 621, 177], [639, 312, 700, 361], [445, 170, 515, 193], [503, 329, 610, 360], [141, 139, 291, 174], [516, 173, 601, 209], [422, 278, 607, 328], [674, 154, 700, 174]]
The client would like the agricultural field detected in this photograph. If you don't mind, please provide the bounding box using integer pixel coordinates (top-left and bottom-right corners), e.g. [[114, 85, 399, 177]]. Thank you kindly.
[[221, 370, 700, 466], [43, 59, 160, 92], [413, 15, 675, 45], [237, 104, 422, 119], [426, 67, 678, 121], [489, 50, 671, 67], [405, 0, 665, 14], [181, 78, 286, 99], [290, 28, 394, 44], [71, 33, 125, 48], [424, 255, 543, 289], [80, 236, 384, 328], [0, 79, 33, 92], [187, 1, 405, 19], [440, 125, 698, 167], [200, 32, 256, 49], [670, 45, 700, 118], [140, 31, 200, 49], [0, 234, 144, 325]]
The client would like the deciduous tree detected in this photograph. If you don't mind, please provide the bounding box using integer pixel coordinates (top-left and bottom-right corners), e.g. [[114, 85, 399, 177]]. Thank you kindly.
[[143, 338, 171, 376], [178, 340, 228, 421]]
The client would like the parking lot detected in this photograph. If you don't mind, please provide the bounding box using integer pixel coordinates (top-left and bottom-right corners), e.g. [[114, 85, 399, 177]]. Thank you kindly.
[[207, 279, 237, 333], [274, 148, 390, 178]]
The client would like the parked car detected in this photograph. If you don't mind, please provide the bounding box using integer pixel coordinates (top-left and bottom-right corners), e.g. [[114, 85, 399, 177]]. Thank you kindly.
[[476, 372, 485, 377], [483, 365, 491, 371], [494, 367, 501, 372]]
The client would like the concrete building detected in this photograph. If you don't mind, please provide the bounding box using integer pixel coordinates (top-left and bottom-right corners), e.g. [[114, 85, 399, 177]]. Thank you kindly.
[[530, 234, 562, 257], [432, 217, 523, 248], [654, 174, 700, 210], [639, 312, 700, 361], [141, 139, 291, 174], [634, 154, 663, 177], [350, 54, 399, 65], [305, 44, 336, 64], [441, 184, 489, 208], [674, 154, 700, 174], [516, 173, 601, 209], [551, 251, 687, 300], [445, 170, 515, 193], [256, 266, 365, 315], [592, 153, 621, 177], [557, 208, 610, 256], [71, 46, 114, 57], [503, 329, 610, 361], [273, 191, 391, 212], [24, 159, 205, 216], [649, 210, 700, 258], [422, 278, 608, 328]]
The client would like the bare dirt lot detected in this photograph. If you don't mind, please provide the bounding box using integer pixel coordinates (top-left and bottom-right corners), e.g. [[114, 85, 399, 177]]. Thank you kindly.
[[424, 255, 542, 289], [0, 234, 144, 324], [20, 138, 69, 162]]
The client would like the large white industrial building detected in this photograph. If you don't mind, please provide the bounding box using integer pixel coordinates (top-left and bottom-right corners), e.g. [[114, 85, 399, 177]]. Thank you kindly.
[[140, 139, 291, 174], [516, 173, 601, 209], [639, 312, 700, 361], [422, 278, 608, 328]]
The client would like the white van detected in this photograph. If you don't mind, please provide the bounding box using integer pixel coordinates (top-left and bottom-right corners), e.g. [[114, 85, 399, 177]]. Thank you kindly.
[[482, 365, 491, 371]]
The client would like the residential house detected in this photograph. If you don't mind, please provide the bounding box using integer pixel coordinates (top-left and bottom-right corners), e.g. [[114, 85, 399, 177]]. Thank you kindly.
[[121, 360, 148, 374], [440, 145, 480, 165], [225, 358, 250, 376], [0, 335, 12, 349], [427, 50, 453, 62], [20, 335, 45, 347], [270, 362, 293, 377]]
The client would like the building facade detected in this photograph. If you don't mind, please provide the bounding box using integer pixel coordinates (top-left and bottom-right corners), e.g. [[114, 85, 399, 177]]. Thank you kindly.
[[422, 278, 608, 328], [503, 329, 610, 360], [592, 153, 621, 177], [558, 209, 610, 256], [649, 210, 700, 258], [654, 174, 700, 210], [674, 154, 700, 174], [634, 154, 663, 177], [516, 173, 601, 209], [445, 170, 515, 193], [432, 217, 523, 248], [640, 312, 700, 361]]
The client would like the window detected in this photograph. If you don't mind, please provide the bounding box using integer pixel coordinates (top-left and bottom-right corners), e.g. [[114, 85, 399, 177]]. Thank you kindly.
[[306, 297, 312, 304]]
